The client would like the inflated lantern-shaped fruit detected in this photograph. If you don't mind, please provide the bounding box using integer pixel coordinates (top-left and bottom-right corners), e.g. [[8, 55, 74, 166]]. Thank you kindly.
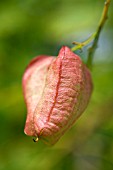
[[22, 0, 111, 145], [22, 46, 93, 145]]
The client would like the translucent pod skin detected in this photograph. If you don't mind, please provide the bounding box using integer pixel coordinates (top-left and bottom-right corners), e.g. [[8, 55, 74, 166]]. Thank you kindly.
[[22, 46, 93, 145], [22, 56, 55, 136]]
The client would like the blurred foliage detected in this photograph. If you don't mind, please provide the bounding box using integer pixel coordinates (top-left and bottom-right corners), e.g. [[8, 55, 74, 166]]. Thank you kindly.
[[0, 0, 113, 170]]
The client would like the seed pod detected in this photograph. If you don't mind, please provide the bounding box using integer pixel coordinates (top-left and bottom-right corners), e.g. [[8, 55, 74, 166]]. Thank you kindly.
[[22, 46, 93, 145], [22, 55, 55, 136]]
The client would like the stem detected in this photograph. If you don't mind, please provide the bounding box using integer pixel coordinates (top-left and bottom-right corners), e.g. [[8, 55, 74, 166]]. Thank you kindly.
[[71, 33, 96, 51], [87, 0, 111, 69], [71, 0, 111, 69]]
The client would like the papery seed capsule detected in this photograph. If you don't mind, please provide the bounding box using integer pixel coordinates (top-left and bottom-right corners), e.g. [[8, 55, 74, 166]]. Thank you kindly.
[[22, 56, 55, 136], [22, 46, 93, 145]]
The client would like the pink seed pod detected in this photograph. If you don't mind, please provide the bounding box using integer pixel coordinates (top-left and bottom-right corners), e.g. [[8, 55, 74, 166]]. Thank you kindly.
[[22, 46, 93, 145]]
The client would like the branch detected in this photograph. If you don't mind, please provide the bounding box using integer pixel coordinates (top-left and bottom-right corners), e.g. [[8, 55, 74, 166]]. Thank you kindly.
[[87, 0, 111, 69], [71, 33, 96, 52], [71, 0, 111, 69]]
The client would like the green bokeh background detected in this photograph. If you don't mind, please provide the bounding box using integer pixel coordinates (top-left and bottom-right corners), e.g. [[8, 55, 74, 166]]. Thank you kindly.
[[0, 0, 113, 170]]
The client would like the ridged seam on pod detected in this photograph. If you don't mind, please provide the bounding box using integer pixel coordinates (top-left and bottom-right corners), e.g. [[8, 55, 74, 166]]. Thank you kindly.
[[22, 46, 93, 145]]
